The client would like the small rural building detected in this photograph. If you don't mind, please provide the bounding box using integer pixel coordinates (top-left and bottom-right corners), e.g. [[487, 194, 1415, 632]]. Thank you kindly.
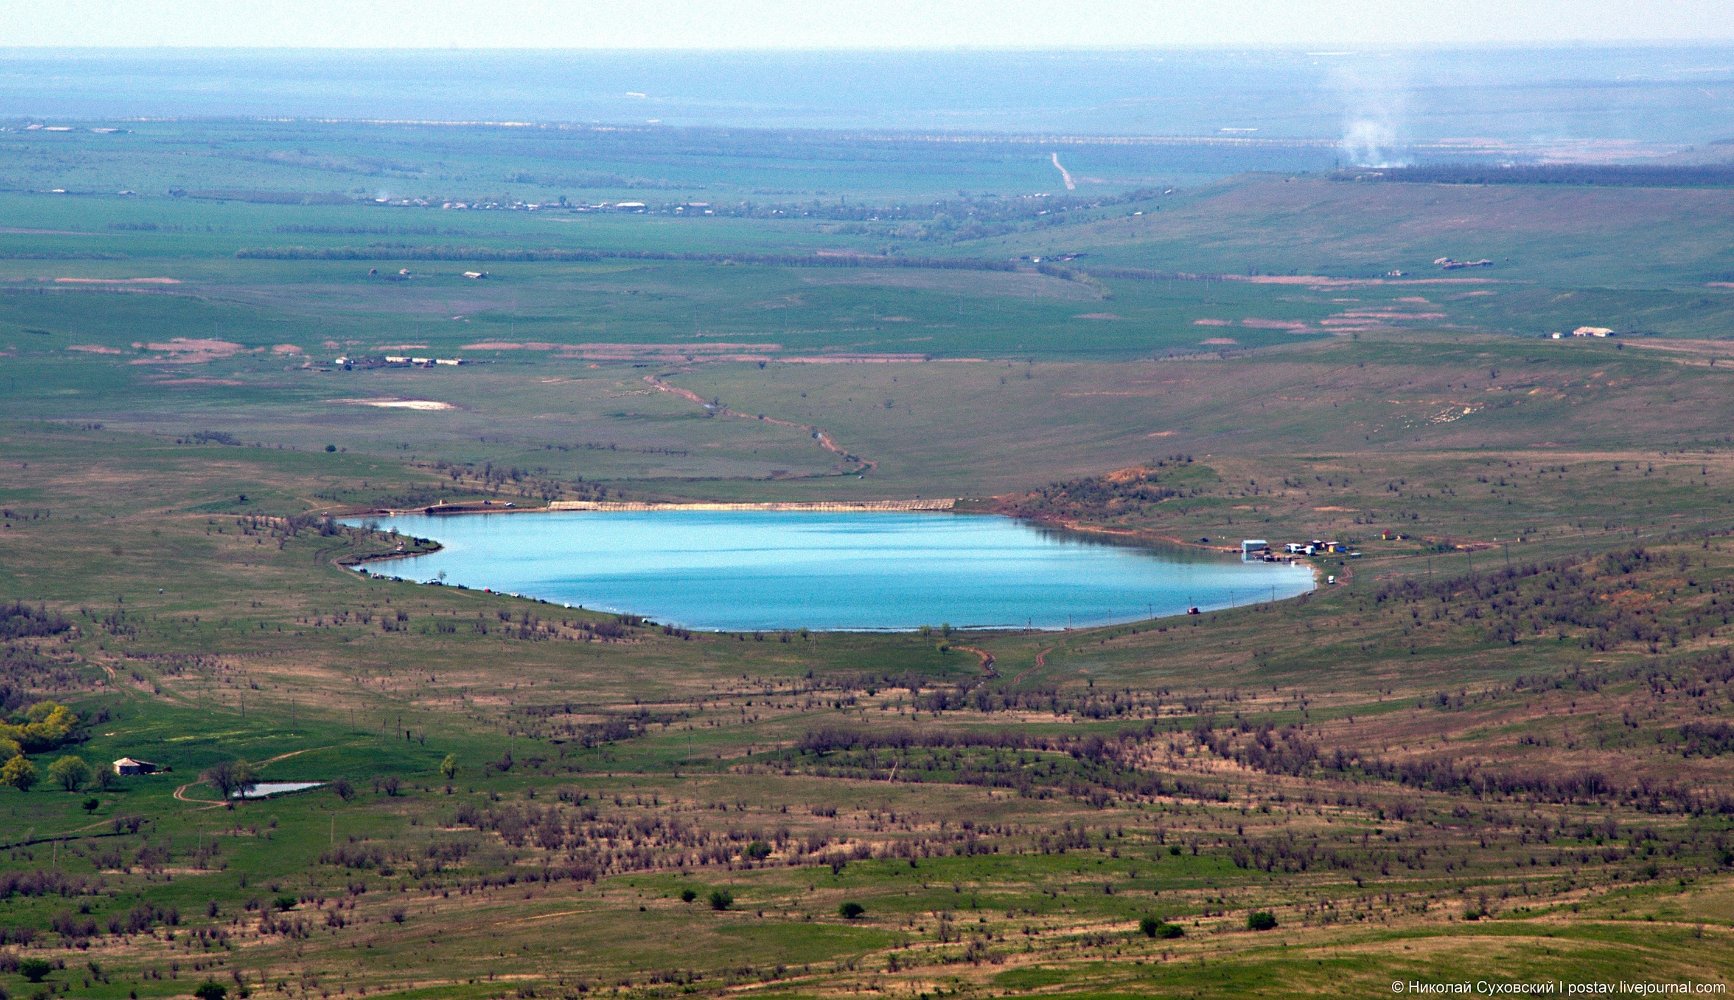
[[112, 757, 164, 776]]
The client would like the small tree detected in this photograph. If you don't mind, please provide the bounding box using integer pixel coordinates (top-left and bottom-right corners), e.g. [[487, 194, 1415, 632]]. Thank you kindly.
[[48, 754, 91, 792], [193, 979, 229, 1000], [440, 754, 458, 781], [19, 957, 53, 982], [201, 759, 256, 801], [1246, 910, 1278, 931], [82, 796, 100, 815], [839, 901, 866, 920], [708, 889, 734, 911], [1140, 915, 1183, 938], [1, 755, 37, 793], [680, 888, 697, 903]]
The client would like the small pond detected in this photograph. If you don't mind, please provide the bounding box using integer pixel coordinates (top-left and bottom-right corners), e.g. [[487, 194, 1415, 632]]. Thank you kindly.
[[233, 781, 326, 800]]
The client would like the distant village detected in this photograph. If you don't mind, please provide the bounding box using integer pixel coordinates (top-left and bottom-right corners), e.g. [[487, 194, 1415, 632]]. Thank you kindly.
[[1239, 537, 1364, 563], [366, 196, 708, 215], [334, 354, 467, 369]]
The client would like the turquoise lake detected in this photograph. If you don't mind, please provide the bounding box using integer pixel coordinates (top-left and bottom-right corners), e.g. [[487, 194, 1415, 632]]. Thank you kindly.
[[347, 511, 1314, 632]]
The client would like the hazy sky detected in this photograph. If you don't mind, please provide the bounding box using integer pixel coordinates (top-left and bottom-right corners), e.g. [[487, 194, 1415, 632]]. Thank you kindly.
[[9, 0, 1734, 49]]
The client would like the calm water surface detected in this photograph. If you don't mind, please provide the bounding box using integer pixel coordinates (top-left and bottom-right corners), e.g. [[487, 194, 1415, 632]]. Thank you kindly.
[[348, 511, 1313, 632]]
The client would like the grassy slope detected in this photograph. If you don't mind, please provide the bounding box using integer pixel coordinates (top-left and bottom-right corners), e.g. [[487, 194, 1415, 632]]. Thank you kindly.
[[0, 125, 1731, 998]]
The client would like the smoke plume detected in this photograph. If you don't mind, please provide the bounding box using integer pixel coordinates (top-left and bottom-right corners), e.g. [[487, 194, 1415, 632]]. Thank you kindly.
[[1329, 55, 1414, 168]]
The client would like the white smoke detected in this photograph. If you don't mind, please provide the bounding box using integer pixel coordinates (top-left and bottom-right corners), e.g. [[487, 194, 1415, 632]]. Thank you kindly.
[[1341, 118, 1407, 168], [1329, 55, 1414, 168]]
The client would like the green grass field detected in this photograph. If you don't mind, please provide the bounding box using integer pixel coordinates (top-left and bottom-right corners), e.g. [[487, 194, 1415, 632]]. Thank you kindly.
[[0, 120, 1731, 999]]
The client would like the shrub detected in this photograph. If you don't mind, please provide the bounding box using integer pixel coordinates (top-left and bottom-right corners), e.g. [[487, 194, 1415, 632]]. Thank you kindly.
[[0, 757, 35, 793], [47, 755, 91, 792], [708, 889, 733, 911], [1139, 915, 1184, 938], [18, 957, 52, 982], [679, 888, 697, 903], [1246, 910, 1278, 931], [194, 980, 228, 1000], [839, 902, 865, 920]]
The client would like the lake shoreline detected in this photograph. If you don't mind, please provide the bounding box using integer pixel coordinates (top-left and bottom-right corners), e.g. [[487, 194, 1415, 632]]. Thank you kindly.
[[341, 507, 1316, 632], [355, 498, 959, 516]]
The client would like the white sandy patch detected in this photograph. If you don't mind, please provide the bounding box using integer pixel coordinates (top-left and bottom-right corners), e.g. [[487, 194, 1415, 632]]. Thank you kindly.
[[343, 398, 455, 411]]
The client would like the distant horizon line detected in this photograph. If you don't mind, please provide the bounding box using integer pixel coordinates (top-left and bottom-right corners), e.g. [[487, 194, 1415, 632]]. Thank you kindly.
[[5, 39, 1734, 54]]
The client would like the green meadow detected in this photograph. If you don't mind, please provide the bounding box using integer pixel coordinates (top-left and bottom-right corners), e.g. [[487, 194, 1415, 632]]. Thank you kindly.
[[0, 119, 1731, 999]]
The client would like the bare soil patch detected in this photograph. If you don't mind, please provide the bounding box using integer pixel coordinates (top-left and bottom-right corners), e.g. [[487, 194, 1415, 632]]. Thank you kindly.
[[145, 376, 246, 387], [127, 338, 245, 363], [54, 276, 180, 285], [1227, 274, 1497, 289]]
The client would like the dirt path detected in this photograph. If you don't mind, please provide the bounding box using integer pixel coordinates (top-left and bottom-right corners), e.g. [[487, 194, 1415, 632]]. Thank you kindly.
[[953, 645, 997, 677], [1009, 646, 1055, 686], [1049, 153, 1076, 191], [643, 373, 876, 474], [255, 746, 328, 767], [173, 782, 224, 807]]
